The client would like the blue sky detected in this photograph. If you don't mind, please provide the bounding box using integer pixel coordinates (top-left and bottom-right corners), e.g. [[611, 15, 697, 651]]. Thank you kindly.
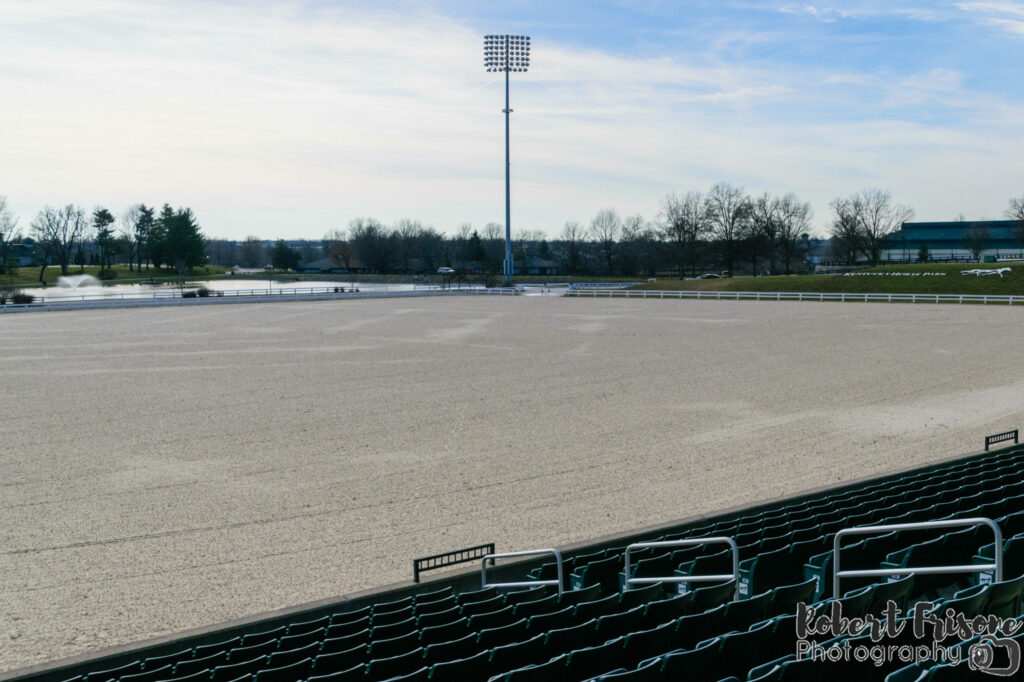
[[1, 0, 1022, 239]]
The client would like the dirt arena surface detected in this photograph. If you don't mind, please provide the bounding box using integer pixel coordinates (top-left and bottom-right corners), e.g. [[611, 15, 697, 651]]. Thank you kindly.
[[3, 296, 1024, 672]]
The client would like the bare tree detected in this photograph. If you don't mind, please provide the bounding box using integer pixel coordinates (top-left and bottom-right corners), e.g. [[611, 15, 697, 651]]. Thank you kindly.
[[393, 219, 421, 272], [0, 195, 20, 276], [776, 194, 813, 274], [348, 217, 392, 273], [829, 198, 861, 264], [706, 182, 750, 276], [559, 221, 586, 275], [589, 208, 620, 275], [846, 188, 914, 266], [30, 204, 87, 275], [748, 193, 782, 274], [324, 229, 354, 271], [618, 214, 645, 275], [660, 191, 709, 278], [1007, 195, 1024, 250], [239, 236, 266, 268], [118, 206, 141, 272], [964, 222, 990, 261], [454, 223, 472, 271]]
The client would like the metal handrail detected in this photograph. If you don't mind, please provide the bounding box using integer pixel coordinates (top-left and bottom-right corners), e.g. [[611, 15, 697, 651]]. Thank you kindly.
[[833, 517, 1003, 598], [624, 537, 739, 600], [481, 548, 563, 596]]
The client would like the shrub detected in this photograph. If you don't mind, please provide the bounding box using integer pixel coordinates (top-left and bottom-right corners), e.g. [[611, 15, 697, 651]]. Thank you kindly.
[[12, 293, 34, 304], [97, 269, 118, 280], [181, 290, 198, 298], [197, 287, 211, 297]]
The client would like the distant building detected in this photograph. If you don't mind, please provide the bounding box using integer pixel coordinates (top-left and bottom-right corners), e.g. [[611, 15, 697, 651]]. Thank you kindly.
[[6, 238, 38, 267], [886, 220, 1022, 261], [294, 257, 366, 274]]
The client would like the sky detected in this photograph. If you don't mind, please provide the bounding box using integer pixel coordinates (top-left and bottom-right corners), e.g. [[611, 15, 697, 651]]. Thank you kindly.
[[1, 0, 1023, 240]]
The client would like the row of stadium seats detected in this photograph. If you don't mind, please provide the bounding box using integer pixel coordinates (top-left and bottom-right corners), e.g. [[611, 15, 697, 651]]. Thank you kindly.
[[43, 446, 1024, 682]]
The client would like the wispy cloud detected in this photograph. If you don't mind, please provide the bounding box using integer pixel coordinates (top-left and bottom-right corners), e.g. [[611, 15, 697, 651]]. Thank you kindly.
[[0, 1, 1021, 237]]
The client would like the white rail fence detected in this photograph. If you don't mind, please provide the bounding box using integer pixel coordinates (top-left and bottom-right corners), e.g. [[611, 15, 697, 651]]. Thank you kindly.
[[565, 289, 1024, 305], [1, 286, 517, 314]]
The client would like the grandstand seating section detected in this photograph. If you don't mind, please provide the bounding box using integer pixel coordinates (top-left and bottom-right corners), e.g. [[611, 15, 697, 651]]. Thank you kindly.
[[27, 446, 1024, 682]]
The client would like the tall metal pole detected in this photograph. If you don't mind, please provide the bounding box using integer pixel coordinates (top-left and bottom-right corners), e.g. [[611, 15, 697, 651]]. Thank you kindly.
[[504, 64, 512, 282]]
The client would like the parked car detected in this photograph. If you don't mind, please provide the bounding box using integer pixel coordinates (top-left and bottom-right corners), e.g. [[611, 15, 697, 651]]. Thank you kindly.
[[437, 267, 455, 274], [698, 273, 720, 279]]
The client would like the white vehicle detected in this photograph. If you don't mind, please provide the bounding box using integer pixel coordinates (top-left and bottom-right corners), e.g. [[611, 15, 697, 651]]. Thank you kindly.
[[437, 267, 455, 274]]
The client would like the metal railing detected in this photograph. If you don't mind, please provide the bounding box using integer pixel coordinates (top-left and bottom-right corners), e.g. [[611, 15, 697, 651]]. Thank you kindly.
[[414, 542, 494, 583], [833, 518, 1003, 598], [1, 286, 518, 313], [565, 289, 1024, 305], [986, 430, 1019, 452], [624, 537, 739, 599], [481, 548, 563, 596]]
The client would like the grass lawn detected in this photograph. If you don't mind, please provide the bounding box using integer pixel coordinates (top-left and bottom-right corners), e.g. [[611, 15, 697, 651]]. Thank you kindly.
[[634, 263, 1024, 296], [3, 264, 232, 288]]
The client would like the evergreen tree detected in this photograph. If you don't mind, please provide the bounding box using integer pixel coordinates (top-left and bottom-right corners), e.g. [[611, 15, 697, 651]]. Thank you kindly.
[[93, 208, 117, 272], [271, 240, 300, 271], [162, 206, 207, 276]]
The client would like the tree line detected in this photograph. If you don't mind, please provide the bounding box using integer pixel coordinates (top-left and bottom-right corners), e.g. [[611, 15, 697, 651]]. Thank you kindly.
[[4, 187, 1023, 281], [0, 199, 207, 281]]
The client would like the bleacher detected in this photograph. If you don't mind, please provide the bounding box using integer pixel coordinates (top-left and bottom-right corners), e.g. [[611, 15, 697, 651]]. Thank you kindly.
[[12, 444, 1024, 682]]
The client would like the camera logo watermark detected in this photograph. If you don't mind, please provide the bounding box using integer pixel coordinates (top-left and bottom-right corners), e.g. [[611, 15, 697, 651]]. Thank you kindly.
[[796, 601, 1022, 677]]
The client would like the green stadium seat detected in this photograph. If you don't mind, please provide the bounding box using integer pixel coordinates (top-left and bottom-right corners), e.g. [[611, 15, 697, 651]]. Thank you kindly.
[[475, 618, 528, 648], [274, 630, 324, 653], [266, 641, 319, 669], [286, 616, 330, 636], [658, 640, 720, 678], [674, 604, 726, 649], [371, 616, 417, 641], [768, 578, 817, 617], [544, 618, 600, 656], [620, 620, 676, 661], [143, 649, 194, 671], [227, 640, 277, 662], [421, 634, 479, 666], [426, 649, 492, 682], [978, 574, 1024, 618], [414, 586, 453, 603], [592, 657, 660, 680], [386, 667, 431, 682], [193, 640, 240, 661], [319, 630, 369, 656], [687, 580, 736, 614], [374, 596, 414, 613], [364, 647, 425, 679], [563, 636, 626, 679], [557, 583, 601, 607], [418, 617, 468, 646], [330, 607, 371, 626], [571, 555, 622, 593], [311, 645, 367, 675], [722, 590, 771, 629], [117, 665, 172, 682], [373, 607, 415, 627], [487, 633, 548, 672], [414, 596, 456, 615], [457, 586, 498, 604], [467, 606, 516, 631], [255, 658, 313, 682], [640, 594, 689, 624], [368, 631, 420, 659], [503, 586, 553, 607], [715, 619, 777, 680], [929, 584, 988, 618], [512, 593, 559, 618], [526, 606, 576, 633], [165, 671, 215, 682], [325, 618, 369, 640], [618, 582, 664, 610], [175, 652, 227, 677], [209, 656, 268, 682], [593, 605, 646, 639], [415, 606, 461, 629], [573, 593, 621, 620], [459, 595, 504, 617], [497, 654, 567, 682], [865, 574, 916, 615]]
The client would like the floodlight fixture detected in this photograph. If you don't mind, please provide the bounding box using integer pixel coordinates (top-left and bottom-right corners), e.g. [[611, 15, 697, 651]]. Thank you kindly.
[[483, 34, 531, 283]]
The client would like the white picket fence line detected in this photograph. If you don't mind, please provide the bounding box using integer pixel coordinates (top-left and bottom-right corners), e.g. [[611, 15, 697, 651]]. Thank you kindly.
[[565, 289, 1024, 305], [0, 286, 518, 314]]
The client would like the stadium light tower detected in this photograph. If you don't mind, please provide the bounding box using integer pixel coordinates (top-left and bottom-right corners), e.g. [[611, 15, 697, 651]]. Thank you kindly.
[[484, 34, 530, 284]]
